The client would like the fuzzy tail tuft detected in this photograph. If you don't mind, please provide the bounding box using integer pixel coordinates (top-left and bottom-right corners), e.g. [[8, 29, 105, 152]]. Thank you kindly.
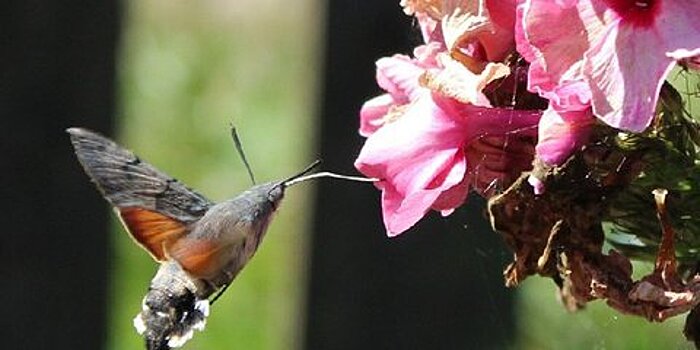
[[134, 262, 212, 349]]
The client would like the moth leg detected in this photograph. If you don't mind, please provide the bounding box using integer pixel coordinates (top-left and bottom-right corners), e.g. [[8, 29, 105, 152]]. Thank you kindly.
[[209, 269, 236, 305], [210, 283, 231, 305]]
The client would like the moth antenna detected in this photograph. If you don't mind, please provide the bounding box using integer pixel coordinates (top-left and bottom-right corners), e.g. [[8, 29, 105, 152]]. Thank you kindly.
[[281, 159, 322, 187], [230, 125, 256, 185]]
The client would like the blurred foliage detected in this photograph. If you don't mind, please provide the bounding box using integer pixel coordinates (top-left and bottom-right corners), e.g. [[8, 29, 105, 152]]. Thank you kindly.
[[517, 269, 692, 350], [107, 0, 319, 349], [606, 71, 700, 273]]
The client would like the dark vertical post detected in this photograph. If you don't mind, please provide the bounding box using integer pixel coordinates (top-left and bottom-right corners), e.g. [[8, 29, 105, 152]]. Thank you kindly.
[[306, 1, 515, 349], [0, 1, 120, 349]]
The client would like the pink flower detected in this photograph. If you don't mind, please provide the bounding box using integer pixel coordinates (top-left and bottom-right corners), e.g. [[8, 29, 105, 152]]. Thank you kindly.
[[359, 44, 442, 137], [402, 0, 518, 64], [518, 0, 700, 132], [532, 80, 596, 168], [355, 94, 539, 236], [514, 1, 598, 171], [535, 105, 595, 166], [356, 1, 542, 235]]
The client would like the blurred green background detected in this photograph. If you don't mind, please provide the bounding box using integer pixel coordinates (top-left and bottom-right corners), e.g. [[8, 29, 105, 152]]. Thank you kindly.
[[107, 0, 696, 349]]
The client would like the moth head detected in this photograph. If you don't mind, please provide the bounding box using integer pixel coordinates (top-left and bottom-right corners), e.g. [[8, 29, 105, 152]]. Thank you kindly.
[[235, 182, 286, 222], [238, 160, 319, 217], [267, 183, 285, 207]]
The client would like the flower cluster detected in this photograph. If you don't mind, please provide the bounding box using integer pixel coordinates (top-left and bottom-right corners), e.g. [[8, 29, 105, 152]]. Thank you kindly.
[[355, 0, 700, 236]]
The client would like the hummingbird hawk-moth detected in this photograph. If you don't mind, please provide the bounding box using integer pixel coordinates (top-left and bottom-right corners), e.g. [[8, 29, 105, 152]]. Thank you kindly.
[[67, 127, 371, 350]]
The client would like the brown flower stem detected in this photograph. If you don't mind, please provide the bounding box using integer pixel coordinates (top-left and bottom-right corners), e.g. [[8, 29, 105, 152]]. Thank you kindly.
[[653, 188, 678, 286], [537, 220, 563, 271]]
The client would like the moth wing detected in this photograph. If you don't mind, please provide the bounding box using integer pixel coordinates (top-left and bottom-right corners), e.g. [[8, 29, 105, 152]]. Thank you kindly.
[[119, 207, 189, 261], [166, 237, 227, 279], [68, 127, 214, 260]]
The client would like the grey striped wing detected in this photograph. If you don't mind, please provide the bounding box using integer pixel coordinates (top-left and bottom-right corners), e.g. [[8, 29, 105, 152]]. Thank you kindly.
[[67, 127, 213, 223]]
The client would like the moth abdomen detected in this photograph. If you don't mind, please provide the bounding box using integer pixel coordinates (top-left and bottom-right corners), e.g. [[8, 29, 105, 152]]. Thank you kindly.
[[134, 261, 213, 350]]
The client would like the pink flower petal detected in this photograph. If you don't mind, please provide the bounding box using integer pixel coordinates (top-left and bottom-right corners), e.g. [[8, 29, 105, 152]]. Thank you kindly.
[[486, 0, 517, 32], [380, 151, 467, 236], [439, 0, 518, 62], [359, 94, 394, 137], [422, 53, 509, 106], [359, 47, 445, 137], [416, 11, 443, 43], [433, 174, 471, 214], [355, 94, 469, 236], [583, 23, 674, 132], [527, 175, 545, 195], [518, 0, 589, 100], [535, 104, 595, 166], [652, 1, 700, 57], [476, 0, 518, 61], [549, 80, 591, 110], [513, 1, 534, 63], [414, 42, 445, 68], [441, 0, 491, 57], [379, 180, 442, 236], [433, 94, 541, 139], [375, 55, 426, 103]]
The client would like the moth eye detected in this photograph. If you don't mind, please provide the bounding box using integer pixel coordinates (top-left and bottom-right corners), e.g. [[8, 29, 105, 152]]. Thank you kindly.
[[267, 186, 283, 203]]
